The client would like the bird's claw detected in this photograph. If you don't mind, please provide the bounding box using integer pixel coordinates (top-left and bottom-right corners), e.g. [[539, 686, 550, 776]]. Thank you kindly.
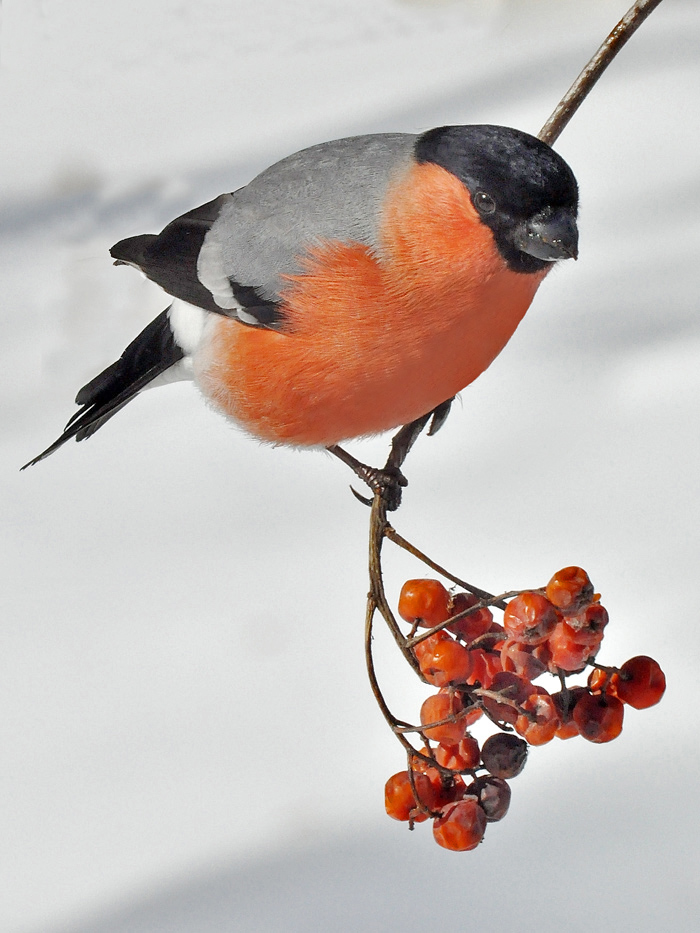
[[350, 486, 373, 507], [350, 464, 408, 511]]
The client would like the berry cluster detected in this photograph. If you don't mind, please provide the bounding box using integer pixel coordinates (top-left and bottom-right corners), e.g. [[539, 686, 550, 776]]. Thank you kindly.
[[384, 568, 665, 851]]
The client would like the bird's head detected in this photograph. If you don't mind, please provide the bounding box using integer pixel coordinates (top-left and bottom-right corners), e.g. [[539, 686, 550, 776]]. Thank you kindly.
[[415, 124, 579, 274]]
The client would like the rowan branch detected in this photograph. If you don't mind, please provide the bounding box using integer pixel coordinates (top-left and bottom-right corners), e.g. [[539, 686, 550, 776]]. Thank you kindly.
[[538, 0, 665, 145]]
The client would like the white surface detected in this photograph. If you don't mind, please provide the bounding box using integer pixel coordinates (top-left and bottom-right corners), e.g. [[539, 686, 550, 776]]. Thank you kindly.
[[2, 1, 699, 931]]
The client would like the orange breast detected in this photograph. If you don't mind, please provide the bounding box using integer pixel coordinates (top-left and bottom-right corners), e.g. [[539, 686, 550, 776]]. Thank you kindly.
[[195, 162, 549, 446]]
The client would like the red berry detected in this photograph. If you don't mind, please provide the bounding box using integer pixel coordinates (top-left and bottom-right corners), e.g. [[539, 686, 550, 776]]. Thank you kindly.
[[554, 717, 579, 740], [503, 592, 559, 645], [446, 592, 493, 643], [573, 692, 624, 743], [548, 620, 601, 673], [410, 749, 435, 773], [532, 639, 553, 670], [481, 732, 528, 778], [514, 688, 560, 746], [545, 566, 594, 614], [425, 770, 468, 808], [616, 656, 666, 709], [587, 667, 619, 696], [413, 630, 452, 665], [551, 686, 588, 739], [466, 775, 511, 822], [384, 770, 434, 822], [435, 734, 481, 771], [500, 638, 548, 681], [418, 637, 473, 687], [432, 797, 487, 851], [466, 647, 503, 688], [567, 602, 609, 637], [398, 579, 451, 626], [420, 690, 467, 745]]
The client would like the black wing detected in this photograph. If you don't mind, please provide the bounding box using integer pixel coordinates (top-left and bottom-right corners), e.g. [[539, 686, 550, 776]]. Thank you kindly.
[[111, 194, 283, 328], [110, 196, 228, 312]]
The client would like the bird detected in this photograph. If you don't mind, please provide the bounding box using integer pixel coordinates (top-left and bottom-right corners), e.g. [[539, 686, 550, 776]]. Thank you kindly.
[[23, 124, 578, 500]]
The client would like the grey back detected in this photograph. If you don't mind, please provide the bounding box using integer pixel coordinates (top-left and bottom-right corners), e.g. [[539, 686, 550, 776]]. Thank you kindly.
[[209, 133, 418, 301]]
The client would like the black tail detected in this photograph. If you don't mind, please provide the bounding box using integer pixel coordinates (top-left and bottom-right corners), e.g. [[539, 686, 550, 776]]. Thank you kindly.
[[22, 307, 184, 469]]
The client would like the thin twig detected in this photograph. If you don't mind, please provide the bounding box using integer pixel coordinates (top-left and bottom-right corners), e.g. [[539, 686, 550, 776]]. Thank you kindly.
[[539, 0, 665, 145], [406, 757, 440, 819], [364, 593, 418, 755], [407, 591, 522, 648], [367, 495, 423, 673], [394, 704, 478, 735], [385, 526, 507, 609]]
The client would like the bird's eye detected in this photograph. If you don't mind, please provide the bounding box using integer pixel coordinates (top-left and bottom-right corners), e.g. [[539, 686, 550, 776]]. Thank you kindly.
[[474, 191, 496, 214]]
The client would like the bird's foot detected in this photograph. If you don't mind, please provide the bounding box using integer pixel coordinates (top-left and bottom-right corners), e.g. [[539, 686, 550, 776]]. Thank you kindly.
[[327, 398, 455, 511], [327, 446, 408, 511]]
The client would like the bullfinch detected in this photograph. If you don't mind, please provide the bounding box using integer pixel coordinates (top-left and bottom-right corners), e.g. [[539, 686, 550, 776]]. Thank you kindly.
[[24, 124, 578, 484]]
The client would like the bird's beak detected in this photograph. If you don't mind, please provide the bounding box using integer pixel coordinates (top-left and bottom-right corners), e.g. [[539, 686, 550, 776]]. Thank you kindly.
[[514, 209, 579, 261]]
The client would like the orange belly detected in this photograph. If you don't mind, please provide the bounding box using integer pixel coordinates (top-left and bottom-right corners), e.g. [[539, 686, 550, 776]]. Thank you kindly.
[[194, 163, 549, 446]]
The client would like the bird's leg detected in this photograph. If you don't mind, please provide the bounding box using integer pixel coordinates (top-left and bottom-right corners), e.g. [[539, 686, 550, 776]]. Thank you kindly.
[[328, 397, 454, 511]]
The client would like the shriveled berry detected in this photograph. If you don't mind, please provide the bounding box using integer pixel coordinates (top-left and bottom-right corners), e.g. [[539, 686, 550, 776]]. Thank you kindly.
[[573, 692, 624, 743], [446, 592, 493, 643], [587, 667, 619, 696], [567, 602, 609, 637], [554, 717, 579, 740], [545, 566, 594, 614], [551, 686, 588, 739], [548, 620, 601, 673], [435, 734, 481, 771], [398, 579, 451, 626], [425, 770, 467, 808], [532, 640, 553, 670], [503, 592, 559, 645], [481, 732, 528, 778], [514, 688, 560, 746], [500, 638, 548, 681], [420, 690, 467, 745], [466, 647, 503, 688], [413, 630, 452, 665], [466, 775, 511, 822], [418, 637, 473, 687], [616, 655, 666, 709], [384, 770, 434, 822], [432, 797, 487, 851]]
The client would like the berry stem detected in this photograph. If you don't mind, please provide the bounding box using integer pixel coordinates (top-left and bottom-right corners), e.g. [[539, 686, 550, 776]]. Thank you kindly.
[[394, 706, 477, 736], [385, 525, 508, 609], [406, 755, 441, 819], [473, 688, 526, 717]]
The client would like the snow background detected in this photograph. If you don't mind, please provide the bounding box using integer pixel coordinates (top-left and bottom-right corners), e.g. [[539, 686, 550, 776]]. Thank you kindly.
[[2, 0, 699, 930]]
